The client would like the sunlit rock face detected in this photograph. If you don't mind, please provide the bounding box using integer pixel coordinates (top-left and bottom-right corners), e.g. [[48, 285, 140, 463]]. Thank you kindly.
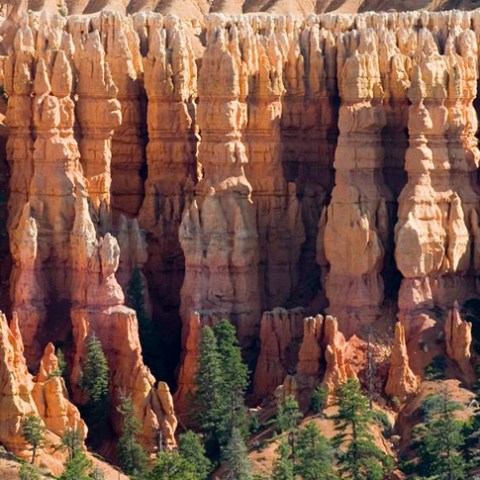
[[2, 5, 480, 442]]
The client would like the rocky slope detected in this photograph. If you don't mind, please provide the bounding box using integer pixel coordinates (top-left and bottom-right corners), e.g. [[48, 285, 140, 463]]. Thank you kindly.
[[0, 2, 480, 476]]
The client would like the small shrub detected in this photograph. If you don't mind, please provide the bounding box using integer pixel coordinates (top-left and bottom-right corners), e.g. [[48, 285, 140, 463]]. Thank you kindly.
[[249, 413, 261, 434], [19, 463, 41, 480], [373, 410, 393, 438], [311, 384, 329, 415], [424, 355, 447, 380]]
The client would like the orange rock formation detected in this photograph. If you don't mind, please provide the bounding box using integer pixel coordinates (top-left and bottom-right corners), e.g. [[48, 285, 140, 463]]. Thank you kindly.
[[4, 7, 480, 471]]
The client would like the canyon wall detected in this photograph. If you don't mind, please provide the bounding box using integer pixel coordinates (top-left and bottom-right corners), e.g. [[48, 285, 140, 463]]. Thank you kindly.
[[1, 5, 480, 436]]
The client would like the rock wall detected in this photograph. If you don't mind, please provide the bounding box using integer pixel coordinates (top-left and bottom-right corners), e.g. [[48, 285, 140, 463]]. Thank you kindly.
[[4, 6, 480, 452]]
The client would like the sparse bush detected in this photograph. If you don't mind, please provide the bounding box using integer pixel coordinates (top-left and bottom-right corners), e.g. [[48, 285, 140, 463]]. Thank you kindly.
[[372, 410, 393, 438], [424, 355, 447, 381], [19, 463, 41, 480]]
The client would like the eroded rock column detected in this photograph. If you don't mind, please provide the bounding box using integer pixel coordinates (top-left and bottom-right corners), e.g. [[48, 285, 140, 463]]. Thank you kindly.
[[179, 22, 261, 349], [321, 28, 390, 335]]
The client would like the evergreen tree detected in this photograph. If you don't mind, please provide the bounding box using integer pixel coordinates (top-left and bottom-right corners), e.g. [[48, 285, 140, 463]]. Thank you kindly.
[[194, 321, 251, 459], [18, 463, 41, 480], [213, 320, 249, 438], [51, 348, 67, 379], [333, 379, 393, 480], [276, 395, 302, 434], [117, 395, 148, 477], [61, 427, 83, 461], [295, 422, 339, 480], [194, 325, 224, 458], [271, 441, 294, 480], [178, 430, 212, 480], [80, 333, 109, 430], [59, 452, 104, 480], [126, 266, 164, 380], [463, 363, 480, 467], [147, 451, 196, 480], [21, 415, 45, 464], [222, 427, 252, 480], [310, 385, 329, 416], [406, 390, 467, 480]]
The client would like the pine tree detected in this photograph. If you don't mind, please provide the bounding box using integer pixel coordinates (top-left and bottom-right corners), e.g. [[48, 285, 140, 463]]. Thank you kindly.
[[18, 463, 41, 480], [213, 320, 249, 439], [295, 422, 339, 480], [194, 325, 224, 458], [117, 395, 148, 477], [333, 379, 393, 480], [61, 427, 83, 461], [271, 441, 295, 480], [80, 333, 109, 430], [59, 452, 104, 480], [406, 390, 467, 480], [126, 266, 164, 380], [51, 348, 67, 379], [21, 415, 45, 464], [276, 395, 302, 434], [310, 385, 329, 415], [464, 363, 480, 467], [178, 430, 212, 480], [147, 451, 196, 480], [222, 427, 252, 480]]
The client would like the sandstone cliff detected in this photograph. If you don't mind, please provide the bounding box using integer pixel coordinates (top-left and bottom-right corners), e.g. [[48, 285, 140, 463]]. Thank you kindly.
[[3, 6, 480, 475]]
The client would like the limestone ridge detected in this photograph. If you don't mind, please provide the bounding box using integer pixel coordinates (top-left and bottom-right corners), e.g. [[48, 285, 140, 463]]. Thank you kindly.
[[1, 6, 480, 454]]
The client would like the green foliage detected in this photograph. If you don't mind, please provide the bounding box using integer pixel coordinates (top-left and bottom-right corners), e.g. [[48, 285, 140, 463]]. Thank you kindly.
[[372, 410, 393, 439], [194, 321, 249, 459], [21, 415, 46, 464], [213, 320, 249, 434], [80, 333, 109, 430], [271, 440, 294, 480], [126, 267, 164, 381], [147, 451, 196, 480], [295, 422, 339, 480], [276, 396, 302, 434], [50, 348, 67, 379], [464, 364, 480, 466], [222, 427, 252, 480], [194, 325, 224, 457], [310, 385, 329, 415], [178, 430, 212, 480], [59, 452, 104, 480], [424, 355, 448, 380], [117, 395, 148, 477], [333, 379, 393, 480], [249, 413, 261, 434], [18, 463, 41, 480], [61, 427, 83, 461], [405, 390, 467, 480]]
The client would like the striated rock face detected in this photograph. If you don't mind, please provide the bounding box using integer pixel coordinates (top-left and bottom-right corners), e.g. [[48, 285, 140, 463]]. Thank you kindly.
[[179, 18, 261, 350], [1, 11, 178, 454], [138, 13, 197, 345], [6, 7, 480, 467], [321, 26, 390, 336]]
